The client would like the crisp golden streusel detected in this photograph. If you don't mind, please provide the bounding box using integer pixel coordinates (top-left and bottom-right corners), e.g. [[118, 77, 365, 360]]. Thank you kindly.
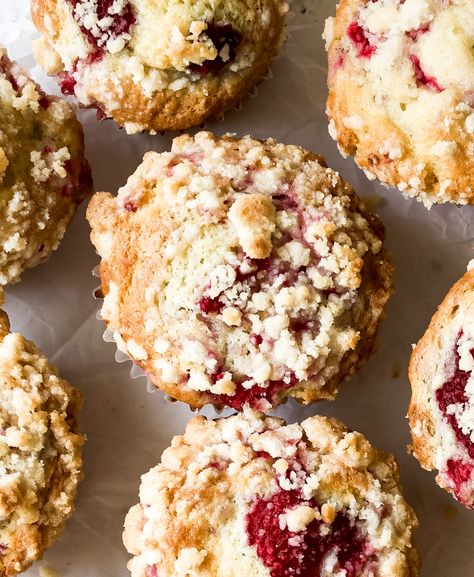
[[0, 46, 91, 285], [325, 0, 474, 206], [409, 266, 474, 508], [88, 132, 393, 411], [0, 307, 84, 576], [123, 410, 419, 577], [32, 0, 288, 133]]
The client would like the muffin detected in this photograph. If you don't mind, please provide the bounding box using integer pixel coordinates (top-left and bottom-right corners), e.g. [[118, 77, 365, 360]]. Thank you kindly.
[[0, 46, 92, 285], [123, 410, 419, 577], [324, 0, 474, 206], [31, 0, 288, 133], [0, 305, 85, 576], [409, 264, 474, 508], [88, 132, 393, 411]]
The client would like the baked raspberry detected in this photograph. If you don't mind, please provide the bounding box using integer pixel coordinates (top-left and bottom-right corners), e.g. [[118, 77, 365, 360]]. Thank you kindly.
[[88, 132, 393, 410], [189, 22, 243, 75], [123, 412, 418, 577], [124, 200, 138, 213], [410, 55, 443, 92], [214, 378, 294, 411], [59, 71, 77, 95], [247, 489, 370, 577], [347, 22, 376, 58], [198, 296, 224, 314], [406, 23, 430, 41], [250, 333, 263, 346], [446, 459, 473, 499], [436, 338, 474, 458]]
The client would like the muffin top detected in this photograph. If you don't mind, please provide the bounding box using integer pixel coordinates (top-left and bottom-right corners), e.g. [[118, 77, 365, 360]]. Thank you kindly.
[[0, 307, 84, 576], [324, 0, 474, 206], [88, 131, 393, 411], [32, 0, 288, 132], [409, 264, 474, 508], [124, 410, 419, 577], [0, 46, 91, 285]]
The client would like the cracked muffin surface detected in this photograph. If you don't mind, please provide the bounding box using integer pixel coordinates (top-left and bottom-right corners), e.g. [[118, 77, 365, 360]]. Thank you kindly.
[[88, 131, 393, 411], [409, 264, 474, 508], [0, 307, 84, 576], [324, 0, 474, 206], [0, 45, 92, 285], [123, 410, 419, 577], [32, 0, 288, 133]]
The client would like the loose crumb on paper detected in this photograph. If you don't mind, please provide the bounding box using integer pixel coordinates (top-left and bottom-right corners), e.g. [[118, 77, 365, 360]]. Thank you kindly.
[[39, 567, 60, 577]]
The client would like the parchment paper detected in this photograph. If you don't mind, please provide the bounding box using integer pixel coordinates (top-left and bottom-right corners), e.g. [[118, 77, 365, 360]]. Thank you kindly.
[[2, 1, 474, 575]]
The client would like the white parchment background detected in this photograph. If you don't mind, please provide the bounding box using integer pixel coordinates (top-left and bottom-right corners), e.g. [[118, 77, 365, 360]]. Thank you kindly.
[[2, 1, 474, 575]]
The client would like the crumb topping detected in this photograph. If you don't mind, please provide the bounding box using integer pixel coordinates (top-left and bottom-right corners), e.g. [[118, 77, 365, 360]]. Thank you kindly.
[[123, 411, 418, 577], [65, 0, 136, 55], [89, 132, 392, 410]]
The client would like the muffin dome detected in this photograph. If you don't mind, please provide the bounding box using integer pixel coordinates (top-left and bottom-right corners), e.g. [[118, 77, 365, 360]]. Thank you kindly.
[[0, 46, 91, 285], [325, 0, 474, 206], [32, 0, 288, 133], [88, 132, 393, 411], [124, 411, 419, 577]]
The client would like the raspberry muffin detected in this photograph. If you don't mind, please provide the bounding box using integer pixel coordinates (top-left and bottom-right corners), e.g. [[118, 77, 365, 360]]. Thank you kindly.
[[123, 410, 419, 577], [0, 46, 92, 285], [409, 264, 474, 508], [324, 0, 474, 206], [0, 305, 85, 576], [88, 132, 393, 411], [31, 0, 288, 134]]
